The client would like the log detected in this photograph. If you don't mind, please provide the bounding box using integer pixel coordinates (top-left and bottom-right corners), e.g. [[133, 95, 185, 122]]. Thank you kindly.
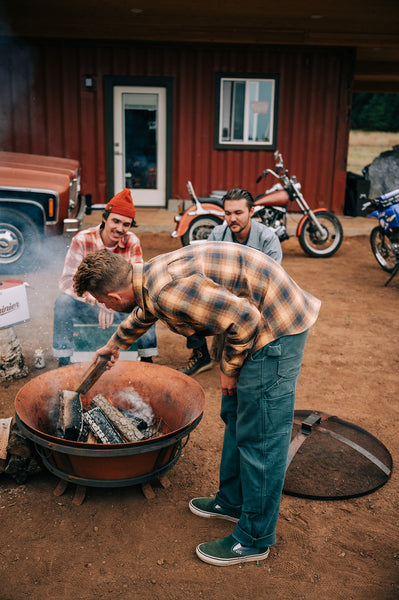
[[83, 408, 124, 444], [0, 417, 12, 471], [57, 390, 83, 441], [4, 421, 42, 483], [119, 409, 149, 432], [4, 453, 42, 484], [6, 421, 32, 459], [77, 420, 90, 443], [90, 394, 144, 441]]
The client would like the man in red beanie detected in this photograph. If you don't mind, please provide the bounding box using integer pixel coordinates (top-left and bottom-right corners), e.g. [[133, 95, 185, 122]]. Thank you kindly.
[[52, 188, 158, 366]]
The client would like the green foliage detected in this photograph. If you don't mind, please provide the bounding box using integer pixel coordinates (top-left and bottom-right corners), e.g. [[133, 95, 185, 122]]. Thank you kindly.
[[351, 93, 399, 132]]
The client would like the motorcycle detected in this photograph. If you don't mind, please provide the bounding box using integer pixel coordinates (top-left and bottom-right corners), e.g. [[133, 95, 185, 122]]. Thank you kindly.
[[172, 180, 226, 247], [362, 188, 399, 286], [172, 150, 343, 258]]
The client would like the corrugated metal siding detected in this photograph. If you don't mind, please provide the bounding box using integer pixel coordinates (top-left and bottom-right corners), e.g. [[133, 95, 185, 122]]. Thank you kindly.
[[0, 38, 354, 212]]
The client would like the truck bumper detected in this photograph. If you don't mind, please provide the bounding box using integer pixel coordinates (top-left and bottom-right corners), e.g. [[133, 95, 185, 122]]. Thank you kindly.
[[63, 193, 89, 234]]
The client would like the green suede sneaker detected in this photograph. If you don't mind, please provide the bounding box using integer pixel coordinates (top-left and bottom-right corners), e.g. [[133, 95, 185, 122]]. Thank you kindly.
[[189, 497, 239, 523], [196, 534, 270, 566]]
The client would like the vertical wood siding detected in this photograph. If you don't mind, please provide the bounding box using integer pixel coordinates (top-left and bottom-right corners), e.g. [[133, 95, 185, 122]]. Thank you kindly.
[[0, 38, 354, 212]]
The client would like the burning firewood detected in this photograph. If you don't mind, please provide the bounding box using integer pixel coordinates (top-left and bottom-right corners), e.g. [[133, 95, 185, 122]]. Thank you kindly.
[[90, 394, 144, 442], [57, 390, 83, 441], [83, 407, 125, 443]]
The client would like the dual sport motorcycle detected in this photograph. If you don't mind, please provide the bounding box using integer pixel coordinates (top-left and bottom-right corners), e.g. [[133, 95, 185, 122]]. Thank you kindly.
[[362, 188, 399, 286], [172, 150, 343, 258]]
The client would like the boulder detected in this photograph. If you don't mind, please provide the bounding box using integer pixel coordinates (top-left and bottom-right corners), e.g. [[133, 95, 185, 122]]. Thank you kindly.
[[363, 145, 399, 198]]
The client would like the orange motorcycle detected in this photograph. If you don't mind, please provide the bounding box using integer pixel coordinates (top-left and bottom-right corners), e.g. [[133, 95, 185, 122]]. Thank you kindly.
[[172, 150, 343, 258]]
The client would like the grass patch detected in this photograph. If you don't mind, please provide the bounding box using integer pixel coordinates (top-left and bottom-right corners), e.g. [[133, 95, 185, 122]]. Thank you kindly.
[[348, 131, 399, 175]]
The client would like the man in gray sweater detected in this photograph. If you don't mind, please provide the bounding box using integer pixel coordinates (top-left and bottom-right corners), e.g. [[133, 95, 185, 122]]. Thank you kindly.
[[180, 188, 282, 376]]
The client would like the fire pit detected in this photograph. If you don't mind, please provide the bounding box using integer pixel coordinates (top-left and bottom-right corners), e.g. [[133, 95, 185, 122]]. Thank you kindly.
[[14, 361, 205, 488]]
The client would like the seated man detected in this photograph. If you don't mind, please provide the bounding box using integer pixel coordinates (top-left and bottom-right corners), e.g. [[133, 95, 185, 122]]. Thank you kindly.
[[52, 188, 158, 366], [179, 188, 282, 376]]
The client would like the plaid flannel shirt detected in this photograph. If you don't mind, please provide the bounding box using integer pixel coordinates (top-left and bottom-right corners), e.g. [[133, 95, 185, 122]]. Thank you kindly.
[[59, 225, 143, 303], [111, 242, 321, 376]]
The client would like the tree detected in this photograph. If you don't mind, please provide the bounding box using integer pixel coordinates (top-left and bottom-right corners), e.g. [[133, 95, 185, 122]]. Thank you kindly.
[[351, 93, 399, 132]]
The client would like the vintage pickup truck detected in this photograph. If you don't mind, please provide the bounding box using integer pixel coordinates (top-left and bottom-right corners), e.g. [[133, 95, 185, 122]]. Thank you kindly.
[[0, 151, 87, 273]]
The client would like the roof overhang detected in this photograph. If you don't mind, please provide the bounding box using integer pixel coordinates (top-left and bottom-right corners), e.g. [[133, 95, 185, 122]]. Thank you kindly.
[[1, 0, 399, 92]]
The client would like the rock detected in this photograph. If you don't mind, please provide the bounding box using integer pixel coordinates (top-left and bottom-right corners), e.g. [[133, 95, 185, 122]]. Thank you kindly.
[[363, 145, 399, 198]]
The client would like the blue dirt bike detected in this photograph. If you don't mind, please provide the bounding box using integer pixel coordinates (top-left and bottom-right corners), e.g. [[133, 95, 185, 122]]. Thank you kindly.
[[362, 188, 399, 286]]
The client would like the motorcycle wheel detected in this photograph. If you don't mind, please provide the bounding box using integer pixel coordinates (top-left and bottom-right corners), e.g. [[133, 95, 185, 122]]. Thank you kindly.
[[298, 211, 343, 258], [181, 215, 223, 246], [370, 226, 397, 272]]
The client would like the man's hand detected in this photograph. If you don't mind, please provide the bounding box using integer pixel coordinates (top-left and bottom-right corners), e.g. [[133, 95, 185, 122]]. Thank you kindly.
[[98, 306, 114, 329], [220, 371, 237, 396], [94, 342, 120, 369]]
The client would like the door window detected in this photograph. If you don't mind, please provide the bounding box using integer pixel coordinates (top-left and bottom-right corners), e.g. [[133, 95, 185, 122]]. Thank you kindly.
[[114, 86, 166, 207]]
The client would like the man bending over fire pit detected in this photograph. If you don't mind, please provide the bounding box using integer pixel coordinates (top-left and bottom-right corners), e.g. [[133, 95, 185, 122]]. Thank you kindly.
[[52, 188, 158, 367], [73, 245, 320, 567]]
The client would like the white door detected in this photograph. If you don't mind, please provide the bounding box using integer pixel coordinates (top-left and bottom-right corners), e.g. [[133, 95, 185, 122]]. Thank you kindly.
[[113, 86, 166, 207]]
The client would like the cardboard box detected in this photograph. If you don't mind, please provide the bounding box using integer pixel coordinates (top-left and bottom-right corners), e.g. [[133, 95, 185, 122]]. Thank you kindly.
[[0, 279, 30, 329]]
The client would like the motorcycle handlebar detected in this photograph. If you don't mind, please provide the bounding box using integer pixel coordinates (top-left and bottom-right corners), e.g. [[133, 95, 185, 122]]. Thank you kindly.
[[256, 169, 277, 184], [256, 173, 265, 183]]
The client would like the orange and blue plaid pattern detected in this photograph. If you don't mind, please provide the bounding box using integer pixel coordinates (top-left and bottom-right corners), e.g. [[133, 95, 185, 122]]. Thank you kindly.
[[112, 242, 321, 376]]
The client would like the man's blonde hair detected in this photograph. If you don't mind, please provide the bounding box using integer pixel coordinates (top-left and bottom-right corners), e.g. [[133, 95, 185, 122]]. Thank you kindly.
[[73, 249, 132, 297]]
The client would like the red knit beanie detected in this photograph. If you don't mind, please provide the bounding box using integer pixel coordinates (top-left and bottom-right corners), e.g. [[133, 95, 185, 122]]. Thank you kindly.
[[105, 188, 136, 219]]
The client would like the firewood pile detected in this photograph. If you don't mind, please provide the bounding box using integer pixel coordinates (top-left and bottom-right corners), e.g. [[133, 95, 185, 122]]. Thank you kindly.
[[56, 391, 162, 444], [0, 418, 42, 484], [0, 328, 29, 383]]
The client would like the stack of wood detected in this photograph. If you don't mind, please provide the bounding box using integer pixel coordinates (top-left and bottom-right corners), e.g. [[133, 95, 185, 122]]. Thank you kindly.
[[56, 391, 149, 444], [0, 417, 42, 484], [0, 328, 29, 383]]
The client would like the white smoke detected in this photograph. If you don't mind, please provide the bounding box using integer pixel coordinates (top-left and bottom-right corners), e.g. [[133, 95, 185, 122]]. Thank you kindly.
[[112, 389, 154, 426]]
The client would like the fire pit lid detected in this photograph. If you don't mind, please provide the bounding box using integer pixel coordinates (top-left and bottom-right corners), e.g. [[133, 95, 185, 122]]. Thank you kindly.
[[283, 410, 393, 500]]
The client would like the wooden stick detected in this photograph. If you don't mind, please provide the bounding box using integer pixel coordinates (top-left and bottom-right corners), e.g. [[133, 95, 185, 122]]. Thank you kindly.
[[75, 355, 110, 395]]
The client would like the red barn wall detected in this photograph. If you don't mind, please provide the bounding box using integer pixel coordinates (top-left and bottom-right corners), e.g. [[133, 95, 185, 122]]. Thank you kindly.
[[0, 38, 354, 212]]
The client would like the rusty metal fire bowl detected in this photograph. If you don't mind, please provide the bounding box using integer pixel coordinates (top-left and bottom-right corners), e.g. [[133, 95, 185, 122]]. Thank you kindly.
[[14, 362, 206, 488]]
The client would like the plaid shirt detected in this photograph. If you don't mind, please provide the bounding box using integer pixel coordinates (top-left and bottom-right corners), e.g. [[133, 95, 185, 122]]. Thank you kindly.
[[60, 225, 143, 303], [112, 242, 321, 376]]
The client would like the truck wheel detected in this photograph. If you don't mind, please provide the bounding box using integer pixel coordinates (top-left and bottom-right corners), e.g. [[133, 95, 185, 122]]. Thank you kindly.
[[0, 208, 42, 273]]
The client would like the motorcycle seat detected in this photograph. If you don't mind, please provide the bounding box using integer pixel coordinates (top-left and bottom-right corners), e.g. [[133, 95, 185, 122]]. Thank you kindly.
[[198, 196, 224, 207]]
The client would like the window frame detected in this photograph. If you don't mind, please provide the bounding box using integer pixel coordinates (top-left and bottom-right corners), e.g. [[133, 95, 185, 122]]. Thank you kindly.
[[214, 72, 280, 150]]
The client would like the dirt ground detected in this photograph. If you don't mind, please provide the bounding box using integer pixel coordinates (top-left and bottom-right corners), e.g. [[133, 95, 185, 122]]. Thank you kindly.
[[0, 232, 398, 600]]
